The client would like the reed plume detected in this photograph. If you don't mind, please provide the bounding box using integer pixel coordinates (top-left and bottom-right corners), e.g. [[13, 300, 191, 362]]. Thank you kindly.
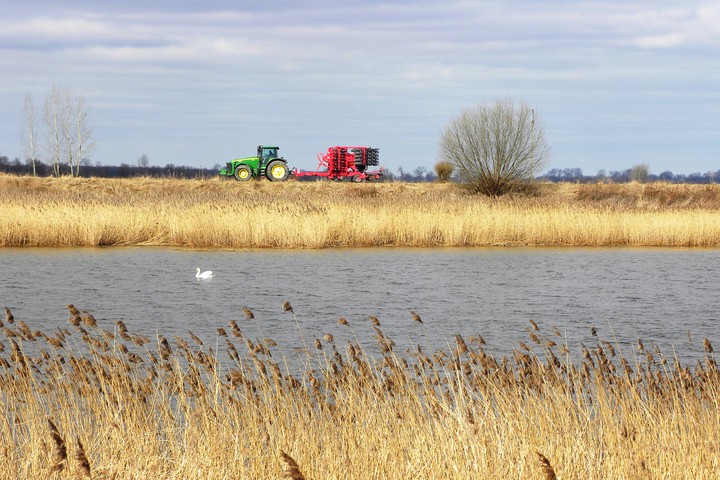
[[48, 419, 67, 475], [280, 451, 306, 480], [0, 305, 717, 478], [5, 177, 720, 248], [536, 452, 557, 480], [75, 437, 91, 479], [81, 311, 97, 327]]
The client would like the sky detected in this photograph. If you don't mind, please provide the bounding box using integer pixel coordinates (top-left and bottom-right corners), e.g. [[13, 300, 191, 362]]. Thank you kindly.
[[1, 1, 718, 176]]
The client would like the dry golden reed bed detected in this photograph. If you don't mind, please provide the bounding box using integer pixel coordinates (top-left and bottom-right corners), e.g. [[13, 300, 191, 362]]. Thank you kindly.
[[0, 304, 718, 479], [2, 174, 720, 248]]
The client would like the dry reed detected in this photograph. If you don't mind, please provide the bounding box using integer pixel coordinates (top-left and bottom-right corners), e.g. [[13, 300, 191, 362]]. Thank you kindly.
[[536, 452, 557, 480], [280, 451, 307, 480], [0, 304, 718, 478], [2, 175, 720, 248]]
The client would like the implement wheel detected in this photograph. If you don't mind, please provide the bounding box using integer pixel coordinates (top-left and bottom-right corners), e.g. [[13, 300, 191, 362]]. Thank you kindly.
[[266, 160, 289, 182], [234, 165, 252, 181]]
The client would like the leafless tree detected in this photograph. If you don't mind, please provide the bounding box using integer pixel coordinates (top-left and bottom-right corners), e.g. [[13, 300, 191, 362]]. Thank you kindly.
[[59, 88, 76, 175], [630, 163, 649, 183], [42, 86, 94, 177], [439, 98, 549, 196], [44, 87, 65, 176], [73, 94, 94, 176], [21, 93, 39, 176]]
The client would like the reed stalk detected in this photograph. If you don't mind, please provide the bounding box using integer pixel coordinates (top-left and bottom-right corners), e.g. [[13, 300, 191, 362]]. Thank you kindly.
[[2, 175, 720, 248], [0, 305, 718, 478]]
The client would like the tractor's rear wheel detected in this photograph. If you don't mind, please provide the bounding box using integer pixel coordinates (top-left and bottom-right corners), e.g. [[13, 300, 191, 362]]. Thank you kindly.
[[234, 165, 252, 181], [266, 160, 289, 182]]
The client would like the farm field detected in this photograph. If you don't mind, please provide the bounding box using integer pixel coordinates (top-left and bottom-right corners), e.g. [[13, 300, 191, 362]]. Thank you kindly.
[[2, 174, 720, 248], [0, 306, 718, 479], [2, 175, 720, 478]]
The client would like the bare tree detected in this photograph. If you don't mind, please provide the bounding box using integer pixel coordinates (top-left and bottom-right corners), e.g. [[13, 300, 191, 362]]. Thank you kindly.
[[42, 86, 94, 177], [21, 93, 39, 176], [60, 89, 77, 176], [439, 98, 549, 196], [44, 87, 64, 177], [630, 163, 649, 183], [73, 94, 94, 176]]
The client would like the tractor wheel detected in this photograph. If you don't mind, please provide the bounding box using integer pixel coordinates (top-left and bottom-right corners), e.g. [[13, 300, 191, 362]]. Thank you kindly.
[[234, 165, 252, 181], [266, 160, 289, 182], [352, 175, 364, 183]]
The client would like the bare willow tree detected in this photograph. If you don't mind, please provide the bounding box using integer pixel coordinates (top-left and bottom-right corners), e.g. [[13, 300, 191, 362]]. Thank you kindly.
[[44, 87, 65, 177], [73, 94, 94, 176], [630, 163, 649, 183], [43, 86, 94, 177], [439, 98, 549, 196], [21, 93, 39, 176]]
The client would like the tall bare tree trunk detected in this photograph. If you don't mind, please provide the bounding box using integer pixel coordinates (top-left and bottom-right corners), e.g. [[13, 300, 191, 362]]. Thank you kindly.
[[74, 95, 94, 177], [22, 93, 39, 176], [44, 87, 63, 177], [58, 88, 75, 176]]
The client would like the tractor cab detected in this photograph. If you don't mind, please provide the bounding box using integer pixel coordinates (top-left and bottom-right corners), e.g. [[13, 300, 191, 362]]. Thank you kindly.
[[258, 145, 279, 166]]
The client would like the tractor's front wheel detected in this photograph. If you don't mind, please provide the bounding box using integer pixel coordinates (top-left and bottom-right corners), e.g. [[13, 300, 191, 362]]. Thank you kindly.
[[266, 160, 289, 182], [234, 165, 252, 181]]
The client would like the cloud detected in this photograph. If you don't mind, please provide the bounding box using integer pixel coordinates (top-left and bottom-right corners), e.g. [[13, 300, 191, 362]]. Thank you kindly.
[[1, 1, 718, 174]]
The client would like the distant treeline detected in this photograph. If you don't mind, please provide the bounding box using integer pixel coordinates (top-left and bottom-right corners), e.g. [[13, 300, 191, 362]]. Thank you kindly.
[[0, 157, 217, 179], [541, 167, 720, 184], [1, 154, 718, 183]]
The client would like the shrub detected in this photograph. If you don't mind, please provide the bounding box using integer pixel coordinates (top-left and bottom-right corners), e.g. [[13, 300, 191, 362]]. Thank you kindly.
[[434, 160, 454, 182], [439, 98, 549, 196]]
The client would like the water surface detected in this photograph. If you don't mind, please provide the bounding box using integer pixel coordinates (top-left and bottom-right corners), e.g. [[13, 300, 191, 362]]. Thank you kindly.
[[1, 247, 718, 366]]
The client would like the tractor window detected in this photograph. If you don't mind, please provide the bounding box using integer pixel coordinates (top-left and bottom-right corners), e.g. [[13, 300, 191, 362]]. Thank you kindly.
[[262, 148, 277, 162]]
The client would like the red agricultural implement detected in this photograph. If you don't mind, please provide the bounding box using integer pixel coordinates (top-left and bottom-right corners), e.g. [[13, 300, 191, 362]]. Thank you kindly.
[[293, 146, 383, 182]]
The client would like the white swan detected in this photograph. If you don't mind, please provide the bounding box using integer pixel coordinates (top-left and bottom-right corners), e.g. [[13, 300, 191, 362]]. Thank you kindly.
[[195, 268, 214, 279]]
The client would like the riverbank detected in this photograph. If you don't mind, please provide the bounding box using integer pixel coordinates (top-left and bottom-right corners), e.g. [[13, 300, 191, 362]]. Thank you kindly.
[[2, 174, 720, 248], [1, 307, 717, 478]]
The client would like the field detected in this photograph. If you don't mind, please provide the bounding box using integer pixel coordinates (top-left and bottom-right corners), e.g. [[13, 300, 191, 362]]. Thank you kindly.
[[0, 305, 718, 479], [2, 174, 720, 248], [2, 175, 720, 478]]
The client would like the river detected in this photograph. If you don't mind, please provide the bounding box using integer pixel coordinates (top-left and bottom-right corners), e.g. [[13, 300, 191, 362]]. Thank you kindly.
[[1, 247, 718, 367]]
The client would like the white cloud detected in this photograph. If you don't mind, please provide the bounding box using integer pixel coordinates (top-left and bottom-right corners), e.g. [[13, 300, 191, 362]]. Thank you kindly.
[[635, 34, 684, 48], [0, 1, 718, 174], [73, 39, 265, 64]]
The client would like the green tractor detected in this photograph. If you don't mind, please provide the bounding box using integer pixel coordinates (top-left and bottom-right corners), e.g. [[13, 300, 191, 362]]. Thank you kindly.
[[219, 145, 290, 182]]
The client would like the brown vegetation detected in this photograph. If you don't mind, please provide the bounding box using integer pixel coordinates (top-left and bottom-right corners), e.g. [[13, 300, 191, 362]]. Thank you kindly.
[[2, 174, 720, 248], [0, 304, 718, 478]]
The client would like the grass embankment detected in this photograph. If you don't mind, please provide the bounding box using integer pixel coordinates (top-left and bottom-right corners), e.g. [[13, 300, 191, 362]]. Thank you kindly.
[[1, 305, 718, 478], [2, 174, 720, 248]]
